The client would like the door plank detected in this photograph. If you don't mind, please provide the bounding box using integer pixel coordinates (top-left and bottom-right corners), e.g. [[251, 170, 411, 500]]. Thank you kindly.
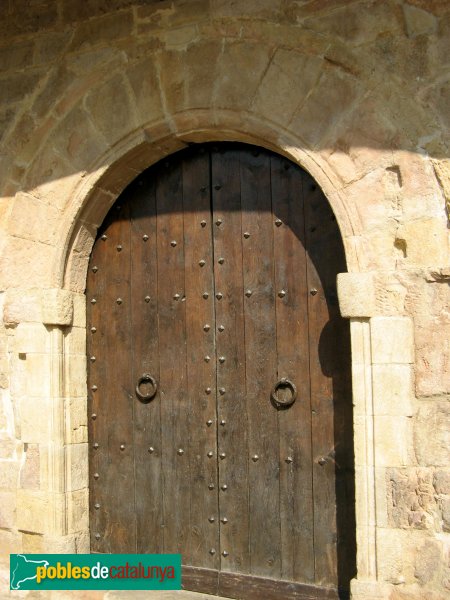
[[270, 156, 314, 583], [128, 174, 163, 553], [240, 148, 281, 579], [88, 202, 136, 553], [156, 158, 191, 558], [211, 147, 250, 574], [182, 149, 219, 568]]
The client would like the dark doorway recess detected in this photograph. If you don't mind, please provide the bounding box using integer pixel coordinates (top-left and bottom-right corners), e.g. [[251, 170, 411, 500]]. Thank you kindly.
[[87, 143, 356, 599]]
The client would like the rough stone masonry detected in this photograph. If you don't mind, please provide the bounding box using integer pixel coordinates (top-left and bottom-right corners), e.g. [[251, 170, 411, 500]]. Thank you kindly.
[[0, 1, 449, 599]]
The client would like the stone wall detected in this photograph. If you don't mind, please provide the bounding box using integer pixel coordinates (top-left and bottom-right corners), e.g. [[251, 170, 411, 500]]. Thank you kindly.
[[0, 1, 448, 599]]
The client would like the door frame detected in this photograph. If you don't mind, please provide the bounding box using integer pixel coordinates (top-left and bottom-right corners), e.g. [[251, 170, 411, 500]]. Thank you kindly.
[[26, 119, 406, 600]]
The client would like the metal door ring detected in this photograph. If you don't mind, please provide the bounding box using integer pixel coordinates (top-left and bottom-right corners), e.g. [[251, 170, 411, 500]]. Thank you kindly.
[[136, 374, 157, 402], [271, 378, 297, 409]]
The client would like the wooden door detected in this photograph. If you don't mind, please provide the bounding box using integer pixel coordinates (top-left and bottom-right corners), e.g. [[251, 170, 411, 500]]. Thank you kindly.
[[87, 144, 355, 599]]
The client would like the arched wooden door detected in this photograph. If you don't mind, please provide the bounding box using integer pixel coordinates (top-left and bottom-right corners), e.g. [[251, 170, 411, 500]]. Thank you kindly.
[[87, 143, 355, 599]]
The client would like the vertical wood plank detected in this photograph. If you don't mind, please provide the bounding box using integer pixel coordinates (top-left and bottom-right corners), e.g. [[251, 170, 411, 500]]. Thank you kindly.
[[240, 148, 281, 579], [128, 173, 163, 553], [156, 158, 191, 559], [304, 172, 350, 586], [211, 147, 250, 574], [182, 149, 219, 568], [270, 156, 314, 583], [88, 202, 136, 553]]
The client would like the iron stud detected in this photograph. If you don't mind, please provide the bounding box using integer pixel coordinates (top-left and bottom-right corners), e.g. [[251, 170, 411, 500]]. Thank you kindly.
[[216, 218, 222, 226], [221, 517, 228, 524], [221, 484, 228, 491], [203, 324, 210, 331], [92, 266, 98, 273], [203, 292, 209, 299], [219, 356, 225, 364], [200, 186, 207, 192], [245, 290, 252, 297], [218, 257, 225, 264], [285, 456, 293, 464], [201, 220, 207, 228], [204, 356, 211, 363], [318, 457, 327, 466], [173, 293, 181, 300], [93, 473, 99, 479], [177, 448, 184, 455], [90, 356, 96, 362], [219, 388, 225, 395], [143, 234, 149, 241], [145, 296, 151, 303], [208, 516, 215, 523], [216, 292, 223, 300], [219, 452, 226, 459], [91, 327, 97, 333], [207, 451, 213, 458], [101, 234, 107, 241], [199, 259, 206, 267], [244, 232, 250, 238], [222, 551, 229, 557], [252, 455, 259, 462], [171, 240, 177, 247], [275, 219, 282, 227], [94, 503, 100, 510], [220, 420, 226, 426], [310, 288, 318, 296], [91, 413, 97, 420], [91, 299, 97, 304], [208, 483, 214, 490], [95, 533, 101, 540], [214, 185, 221, 191], [116, 298, 123, 305], [278, 290, 286, 298], [93, 442, 99, 449], [120, 444, 125, 450], [91, 385, 98, 391], [148, 447, 155, 454], [116, 245, 122, 252], [205, 387, 212, 394], [206, 419, 213, 426], [218, 325, 225, 332], [209, 549, 216, 555]]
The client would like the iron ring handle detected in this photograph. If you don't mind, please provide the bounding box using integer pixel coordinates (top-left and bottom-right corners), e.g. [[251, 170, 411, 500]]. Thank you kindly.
[[135, 373, 158, 402], [271, 378, 297, 408]]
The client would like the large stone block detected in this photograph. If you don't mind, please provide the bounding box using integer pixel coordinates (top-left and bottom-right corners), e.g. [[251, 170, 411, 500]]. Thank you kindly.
[[414, 401, 450, 467], [372, 364, 414, 416], [19, 444, 40, 490], [337, 272, 376, 317], [85, 74, 138, 147], [252, 49, 323, 127], [373, 416, 411, 467], [14, 322, 50, 354], [19, 395, 50, 444], [41, 289, 74, 326], [67, 488, 89, 534], [66, 443, 89, 491], [370, 317, 414, 364], [214, 41, 271, 110], [387, 468, 440, 531], [65, 397, 88, 445], [69, 10, 134, 52], [0, 489, 16, 529], [126, 56, 165, 123]]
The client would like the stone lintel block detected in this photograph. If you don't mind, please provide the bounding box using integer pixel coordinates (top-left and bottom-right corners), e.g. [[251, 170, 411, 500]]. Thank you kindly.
[[372, 364, 414, 416], [370, 316, 414, 364], [337, 272, 376, 318], [4, 288, 74, 326], [41, 289, 73, 326]]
